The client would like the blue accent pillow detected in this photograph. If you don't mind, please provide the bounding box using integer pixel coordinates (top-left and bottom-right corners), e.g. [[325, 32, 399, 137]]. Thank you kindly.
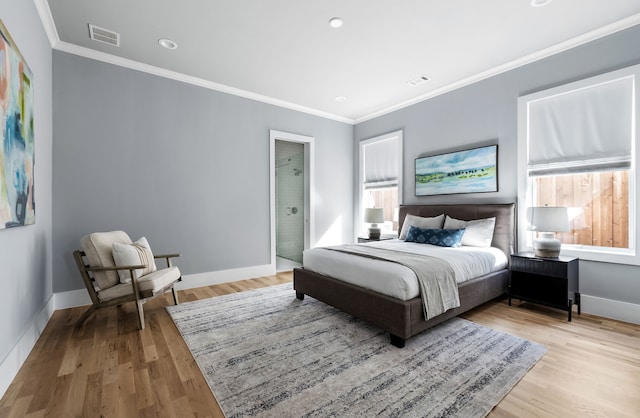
[[404, 226, 465, 247]]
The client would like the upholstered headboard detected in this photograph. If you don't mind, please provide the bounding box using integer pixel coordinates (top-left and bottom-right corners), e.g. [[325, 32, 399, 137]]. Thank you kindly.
[[398, 203, 517, 259]]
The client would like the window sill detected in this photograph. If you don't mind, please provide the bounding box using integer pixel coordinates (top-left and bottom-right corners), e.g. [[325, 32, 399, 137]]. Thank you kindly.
[[528, 245, 640, 266]]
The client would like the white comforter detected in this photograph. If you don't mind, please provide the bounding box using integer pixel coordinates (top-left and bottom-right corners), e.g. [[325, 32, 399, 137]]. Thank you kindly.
[[302, 239, 508, 301]]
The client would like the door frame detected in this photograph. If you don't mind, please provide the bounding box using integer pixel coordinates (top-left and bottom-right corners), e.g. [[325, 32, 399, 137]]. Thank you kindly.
[[270, 130, 315, 270]]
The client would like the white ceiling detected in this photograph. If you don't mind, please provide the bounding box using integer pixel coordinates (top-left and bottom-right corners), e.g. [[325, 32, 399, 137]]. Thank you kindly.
[[38, 0, 640, 124]]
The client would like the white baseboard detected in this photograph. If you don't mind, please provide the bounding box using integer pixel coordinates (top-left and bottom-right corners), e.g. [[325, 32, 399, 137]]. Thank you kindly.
[[0, 295, 55, 399], [55, 288, 92, 309], [582, 295, 640, 325], [0, 263, 276, 399], [2, 279, 637, 401], [177, 264, 275, 290], [53, 264, 277, 310]]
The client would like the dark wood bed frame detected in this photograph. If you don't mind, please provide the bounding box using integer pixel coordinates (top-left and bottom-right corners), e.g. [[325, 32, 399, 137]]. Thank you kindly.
[[293, 203, 516, 348]]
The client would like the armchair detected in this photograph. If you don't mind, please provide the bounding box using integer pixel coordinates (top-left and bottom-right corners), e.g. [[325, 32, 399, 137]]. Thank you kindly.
[[73, 230, 182, 330]]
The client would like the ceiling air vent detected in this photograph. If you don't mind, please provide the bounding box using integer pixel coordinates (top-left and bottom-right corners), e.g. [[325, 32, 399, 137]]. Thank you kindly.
[[88, 24, 120, 47], [407, 76, 429, 87]]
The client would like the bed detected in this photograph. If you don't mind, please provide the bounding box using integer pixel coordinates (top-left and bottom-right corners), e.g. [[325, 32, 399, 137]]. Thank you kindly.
[[293, 203, 516, 348]]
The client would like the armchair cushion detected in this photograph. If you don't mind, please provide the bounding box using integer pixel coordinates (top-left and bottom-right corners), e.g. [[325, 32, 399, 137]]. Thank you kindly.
[[81, 230, 132, 290], [112, 237, 158, 283], [97, 266, 181, 302]]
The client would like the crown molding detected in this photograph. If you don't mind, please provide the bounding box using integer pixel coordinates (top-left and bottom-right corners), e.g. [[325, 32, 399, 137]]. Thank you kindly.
[[33, 0, 60, 48], [33, 1, 353, 124], [353, 12, 640, 124], [34, 0, 640, 126], [54, 41, 355, 124]]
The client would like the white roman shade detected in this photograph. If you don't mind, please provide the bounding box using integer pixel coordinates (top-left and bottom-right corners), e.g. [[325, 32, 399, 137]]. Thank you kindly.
[[363, 136, 399, 189], [527, 76, 634, 176]]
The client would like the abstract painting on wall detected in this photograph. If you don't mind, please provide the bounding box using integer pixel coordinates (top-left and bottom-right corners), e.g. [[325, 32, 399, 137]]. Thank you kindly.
[[1, 19, 35, 229], [415, 144, 498, 196]]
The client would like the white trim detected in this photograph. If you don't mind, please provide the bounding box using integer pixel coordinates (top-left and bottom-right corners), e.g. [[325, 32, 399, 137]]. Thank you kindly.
[[54, 41, 353, 124], [55, 288, 91, 308], [0, 295, 55, 399], [358, 130, 403, 240], [176, 264, 275, 290], [354, 13, 640, 124], [33, 0, 352, 123], [518, 64, 640, 266], [53, 264, 278, 310], [2, 271, 637, 401], [270, 131, 315, 269], [0, 263, 273, 399], [35, 0, 640, 126], [33, 0, 60, 48], [582, 294, 640, 325]]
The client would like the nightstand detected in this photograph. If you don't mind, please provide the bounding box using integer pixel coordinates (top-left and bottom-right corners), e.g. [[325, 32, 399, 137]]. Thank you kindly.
[[357, 234, 396, 243], [509, 252, 580, 321]]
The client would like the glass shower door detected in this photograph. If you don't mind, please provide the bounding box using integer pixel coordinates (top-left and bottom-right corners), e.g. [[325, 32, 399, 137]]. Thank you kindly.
[[275, 141, 304, 267]]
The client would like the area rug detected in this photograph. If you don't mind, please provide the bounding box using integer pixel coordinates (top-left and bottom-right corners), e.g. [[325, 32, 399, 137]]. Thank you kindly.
[[167, 284, 546, 418]]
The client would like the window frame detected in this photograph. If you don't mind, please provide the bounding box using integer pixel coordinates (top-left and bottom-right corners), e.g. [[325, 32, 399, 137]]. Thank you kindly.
[[517, 65, 639, 265], [358, 130, 403, 238]]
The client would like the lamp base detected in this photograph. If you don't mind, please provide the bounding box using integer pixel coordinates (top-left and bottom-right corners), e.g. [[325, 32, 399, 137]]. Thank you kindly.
[[533, 232, 561, 258], [368, 226, 381, 240]]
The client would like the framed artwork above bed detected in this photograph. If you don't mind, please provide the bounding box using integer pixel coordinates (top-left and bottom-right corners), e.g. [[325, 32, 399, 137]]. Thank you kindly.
[[415, 144, 498, 196]]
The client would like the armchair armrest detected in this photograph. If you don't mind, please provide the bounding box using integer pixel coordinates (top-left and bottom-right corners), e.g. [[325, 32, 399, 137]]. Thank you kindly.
[[154, 253, 181, 259], [86, 264, 146, 272], [154, 253, 181, 268], [86, 264, 146, 290]]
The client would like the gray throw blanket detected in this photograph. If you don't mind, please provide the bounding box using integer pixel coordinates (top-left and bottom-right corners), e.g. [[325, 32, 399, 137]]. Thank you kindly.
[[324, 244, 460, 320]]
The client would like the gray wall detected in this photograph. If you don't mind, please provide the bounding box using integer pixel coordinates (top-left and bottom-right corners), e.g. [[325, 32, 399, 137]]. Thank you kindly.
[[0, 0, 53, 371], [355, 25, 640, 306], [52, 51, 353, 293]]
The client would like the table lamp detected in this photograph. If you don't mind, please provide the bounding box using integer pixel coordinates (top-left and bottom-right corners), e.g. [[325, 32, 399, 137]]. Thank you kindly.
[[364, 208, 384, 239], [527, 206, 569, 258]]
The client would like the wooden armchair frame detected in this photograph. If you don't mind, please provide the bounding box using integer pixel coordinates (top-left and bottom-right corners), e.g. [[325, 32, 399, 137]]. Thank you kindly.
[[73, 250, 182, 330]]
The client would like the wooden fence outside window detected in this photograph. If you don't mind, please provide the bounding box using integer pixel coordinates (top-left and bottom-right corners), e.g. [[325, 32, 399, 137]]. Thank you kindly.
[[535, 171, 629, 248], [371, 188, 399, 232]]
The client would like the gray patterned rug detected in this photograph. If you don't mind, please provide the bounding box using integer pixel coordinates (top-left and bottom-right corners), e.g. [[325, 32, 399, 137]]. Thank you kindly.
[[167, 283, 546, 417]]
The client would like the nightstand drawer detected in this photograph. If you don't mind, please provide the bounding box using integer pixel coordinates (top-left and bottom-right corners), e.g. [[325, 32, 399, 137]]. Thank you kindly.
[[511, 257, 569, 278], [510, 273, 569, 307], [509, 252, 580, 321]]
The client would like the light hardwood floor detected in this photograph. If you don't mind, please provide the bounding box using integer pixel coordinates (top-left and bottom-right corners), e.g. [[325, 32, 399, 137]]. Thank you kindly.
[[1, 272, 639, 417]]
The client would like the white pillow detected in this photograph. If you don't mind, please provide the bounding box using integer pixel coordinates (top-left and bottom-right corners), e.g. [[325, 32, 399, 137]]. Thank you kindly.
[[443, 215, 496, 247], [112, 237, 158, 283], [399, 213, 445, 240]]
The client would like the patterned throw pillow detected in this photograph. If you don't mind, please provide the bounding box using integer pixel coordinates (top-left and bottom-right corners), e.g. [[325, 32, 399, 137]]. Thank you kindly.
[[404, 226, 465, 247]]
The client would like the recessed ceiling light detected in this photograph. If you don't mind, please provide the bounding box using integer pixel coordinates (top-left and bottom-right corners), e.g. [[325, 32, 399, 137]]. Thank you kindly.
[[530, 0, 553, 7], [335, 96, 347, 102], [329, 17, 344, 28], [158, 38, 178, 50]]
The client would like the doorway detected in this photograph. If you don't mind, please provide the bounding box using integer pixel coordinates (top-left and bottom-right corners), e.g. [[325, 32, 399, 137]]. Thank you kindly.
[[270, 131, 314, 272]]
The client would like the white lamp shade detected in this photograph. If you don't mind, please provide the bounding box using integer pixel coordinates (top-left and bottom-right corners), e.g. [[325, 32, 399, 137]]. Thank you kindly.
[[364, 208, 384, 224], [527, 207, 569, 232]]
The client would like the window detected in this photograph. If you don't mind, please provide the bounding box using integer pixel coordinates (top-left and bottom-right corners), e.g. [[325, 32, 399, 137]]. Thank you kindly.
[[533, 172, 629, 249], [359, 131, 403, 235], [518, 65, 639, 264]]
